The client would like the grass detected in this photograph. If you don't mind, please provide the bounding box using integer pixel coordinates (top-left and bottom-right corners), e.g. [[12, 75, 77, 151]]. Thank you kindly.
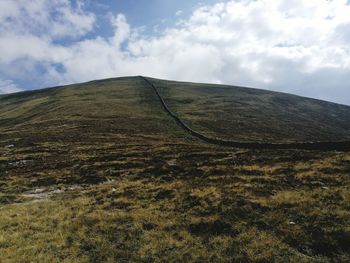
[[150, 77, 350, 143], [0, 77, 350, 262]]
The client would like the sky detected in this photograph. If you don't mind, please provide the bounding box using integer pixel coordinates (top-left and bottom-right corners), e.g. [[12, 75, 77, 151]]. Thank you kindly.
[[0, 0, 350, 105]]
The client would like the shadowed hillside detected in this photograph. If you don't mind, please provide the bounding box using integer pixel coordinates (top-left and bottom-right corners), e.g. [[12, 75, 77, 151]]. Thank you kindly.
[[150, 77, 350, 143], [1, 77, 350, 262]]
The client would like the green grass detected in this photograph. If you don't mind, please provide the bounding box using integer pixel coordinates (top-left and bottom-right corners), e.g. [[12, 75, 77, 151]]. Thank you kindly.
[[1, 76, 350, 262], [150, 77, 350, 143]]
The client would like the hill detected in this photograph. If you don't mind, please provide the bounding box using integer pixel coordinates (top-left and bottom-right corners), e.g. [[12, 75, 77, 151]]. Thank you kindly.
[[2, 76, 350, 144], [1, 76, 350, 262], [148, 77, 350, 143]]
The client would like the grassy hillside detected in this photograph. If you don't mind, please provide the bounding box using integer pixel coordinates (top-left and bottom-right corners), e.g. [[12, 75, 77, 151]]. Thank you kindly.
[[1, 77, 350, 262], [151, 78, 350, 143], [0, 77, 188, 143]]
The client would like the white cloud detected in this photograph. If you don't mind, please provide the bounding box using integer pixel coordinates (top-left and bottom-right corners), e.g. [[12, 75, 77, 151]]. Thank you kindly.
[[0, 0, 95, 38], [0, 0, 350, 105], [0, 79, 22, 94], [176, 10, 183, 16], [110, 14, 131, 46]]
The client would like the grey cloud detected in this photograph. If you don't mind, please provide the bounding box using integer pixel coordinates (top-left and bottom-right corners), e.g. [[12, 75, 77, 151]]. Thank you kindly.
[[0, 79, 22, 94]]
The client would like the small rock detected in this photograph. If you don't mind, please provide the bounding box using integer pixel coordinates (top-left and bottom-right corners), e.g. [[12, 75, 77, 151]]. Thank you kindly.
[[9, 160, 30, 167], [68, 186, 81, 190], [5, 144, 14, 148], [166, 159, 177, 166], [289, 221, 296, 225], [112, 188, 117, 192], [322, 186, 330, 190], [52, 188, 65, 194], [34, 188, 45, 194], [106, 177, 115, 183]]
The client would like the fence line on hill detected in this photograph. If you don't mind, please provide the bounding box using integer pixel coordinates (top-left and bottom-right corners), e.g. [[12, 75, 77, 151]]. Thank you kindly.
[[139, 76, 350, 151]]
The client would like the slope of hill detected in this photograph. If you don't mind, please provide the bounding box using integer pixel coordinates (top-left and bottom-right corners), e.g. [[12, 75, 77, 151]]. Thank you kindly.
[[2, 76, 350, 145], [149, 77, 350, 143], [1, 77, 350, 262]]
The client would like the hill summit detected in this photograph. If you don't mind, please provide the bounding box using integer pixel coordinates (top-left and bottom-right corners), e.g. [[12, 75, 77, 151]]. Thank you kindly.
[[1, 76, 350, 145]]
